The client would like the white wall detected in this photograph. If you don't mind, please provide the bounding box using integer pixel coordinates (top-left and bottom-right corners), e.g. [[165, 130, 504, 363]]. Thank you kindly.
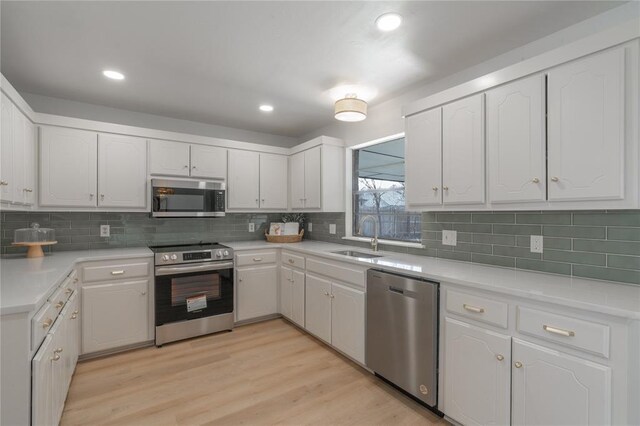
[[21, 92, 298, 148], [300, 2, 640, 147]]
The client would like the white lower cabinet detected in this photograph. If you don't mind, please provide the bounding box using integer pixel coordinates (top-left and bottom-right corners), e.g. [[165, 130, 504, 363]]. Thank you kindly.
[[511, 339, 611, 426], [305, 272, 365, 364], [236, 264, 278, 322], [444, 317, 511, 426], [279, 265, 305, 327], [82, 280, 150, 354]]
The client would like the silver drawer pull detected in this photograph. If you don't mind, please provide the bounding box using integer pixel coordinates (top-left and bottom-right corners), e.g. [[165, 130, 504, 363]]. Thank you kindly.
[[288, 259, 294, 264], [42, 318, 53, 329], [55, 301, 64, 309], [65, 288, 73, 294], [252, 257, 263, 262], [463, 304, 485, 313], [51, 354, 61, 361], [111, 270, 125, 275], [543, 324, 575, 337]]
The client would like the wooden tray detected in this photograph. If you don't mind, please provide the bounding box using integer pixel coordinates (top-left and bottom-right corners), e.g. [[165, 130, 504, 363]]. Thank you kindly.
[[12, 241, 57, 258], [265, 230, 304, 243]]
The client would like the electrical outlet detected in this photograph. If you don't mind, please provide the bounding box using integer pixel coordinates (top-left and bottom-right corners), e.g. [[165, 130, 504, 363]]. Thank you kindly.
[[308, 223, 312, 232], [248, 223, 255, 232], [442, 230, 457, 246], [329, 224, 336, 234], [100, 225, 110, 237], [531, 235, 543, 253]]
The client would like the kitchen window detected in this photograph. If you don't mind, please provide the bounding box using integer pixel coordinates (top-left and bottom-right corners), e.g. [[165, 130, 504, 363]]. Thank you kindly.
[[351, 136, 421, 243]]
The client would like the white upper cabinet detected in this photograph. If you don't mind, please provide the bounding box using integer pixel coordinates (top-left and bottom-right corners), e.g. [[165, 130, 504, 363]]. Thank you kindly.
[[259, 153, 288, 209], [486, 75, 546, 203], [405, 108, 442, 206], [148, 140, 190, 177], [98, 134, 147, 208], [512, 339, 611, 426], [303, 146, 321, 209], [22, 118, 36, 205], [40, 127, 98, 207], [228, 149, 260, 209], [442, 94, 485, 204], [290, 151, 305, 209], [190, 144, 227, 179], [547, 48, 625, 201], [0, 93, 13, 202]]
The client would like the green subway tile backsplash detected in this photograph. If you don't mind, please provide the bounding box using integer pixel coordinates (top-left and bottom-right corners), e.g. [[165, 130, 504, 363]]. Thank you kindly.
[[3, 210, 639, 285], [304, 210, 640, 285]]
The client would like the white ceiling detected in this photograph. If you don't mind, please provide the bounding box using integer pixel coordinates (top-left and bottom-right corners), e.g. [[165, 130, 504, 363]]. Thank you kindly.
[[1, 1, 623, 138]]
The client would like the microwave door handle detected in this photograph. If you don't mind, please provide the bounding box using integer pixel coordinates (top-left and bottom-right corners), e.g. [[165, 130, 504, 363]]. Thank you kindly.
[[155, 261, 234, 276]]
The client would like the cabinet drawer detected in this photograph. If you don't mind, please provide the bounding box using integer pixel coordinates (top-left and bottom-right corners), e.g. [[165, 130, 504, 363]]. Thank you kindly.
[[48, 285, 71, 313], [282, 252, 305, 270], [446, 289, 508, 329], [83, 261, 151, 283], [235, 251, 278, 267], [306, 257, 366, 288], [517, 306, 610, 358], [31, 302, 57, 351]]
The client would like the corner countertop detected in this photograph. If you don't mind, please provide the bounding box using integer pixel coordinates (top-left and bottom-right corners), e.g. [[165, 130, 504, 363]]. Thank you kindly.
[[225, 240, 640, 320], [1, 247, 153, 316]]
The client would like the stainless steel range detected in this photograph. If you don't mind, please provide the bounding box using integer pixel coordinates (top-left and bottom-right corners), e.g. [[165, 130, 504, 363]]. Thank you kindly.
[[150, 242, 234, 346]]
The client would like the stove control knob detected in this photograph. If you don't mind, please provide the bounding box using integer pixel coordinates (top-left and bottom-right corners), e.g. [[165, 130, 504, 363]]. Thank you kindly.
[[215, 250, 223, 258], [161, 255, 170, 262], [170, 254, 178, 260], [223, 250, 230, 257]]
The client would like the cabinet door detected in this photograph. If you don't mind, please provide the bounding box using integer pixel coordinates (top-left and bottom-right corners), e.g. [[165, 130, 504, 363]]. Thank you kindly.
[[82, 280, 149, 354], [291, 269, 305, 328], [443, 318, 511, 426], [32, 334, 54, 426], [547, 48, 625, 201], [487, 75, 546, 203], [290, 151, 305, 209], [304, 273, 332, 343], [405, 108, 442, 206], [512, 339, 611, 426], [236, 265, 278, 321], [279, 266, 293, 320], [0, 93, 13, 202], [148, 140, 190, 176], [190, 144, 227, 179], [260, 153, 288, 209], [228, 149, 260, 209], [65, 291, 80, 377], [11, 108, 25, 204], [331, 283, 365, 363], [442, 94, 485, 204], [22, 118, 36, 205], [304, 146, 322, 209], [98, 134, 147, 208], [40, 127, 98, 207], [50, 315, 67, 426]]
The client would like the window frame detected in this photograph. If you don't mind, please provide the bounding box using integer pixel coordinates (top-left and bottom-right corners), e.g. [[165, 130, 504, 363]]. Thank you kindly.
[[343, 133, 425, 249]]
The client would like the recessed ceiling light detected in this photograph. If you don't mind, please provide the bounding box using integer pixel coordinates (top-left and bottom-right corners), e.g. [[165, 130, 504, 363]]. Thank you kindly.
[[259, 104, 274, 112], [375, 13, 402, 32], [102, 70, 125, 80]]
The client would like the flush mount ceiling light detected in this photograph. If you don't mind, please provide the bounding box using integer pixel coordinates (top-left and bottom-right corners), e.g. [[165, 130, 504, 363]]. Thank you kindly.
[[102, 70, 125, 80], [259, 104, 274, 112], [375, 13, 402, 32], [334, 94, 367, 122]]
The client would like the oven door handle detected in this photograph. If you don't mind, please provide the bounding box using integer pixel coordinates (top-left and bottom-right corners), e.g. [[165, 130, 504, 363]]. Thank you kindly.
[[155, 261, 234, 276]]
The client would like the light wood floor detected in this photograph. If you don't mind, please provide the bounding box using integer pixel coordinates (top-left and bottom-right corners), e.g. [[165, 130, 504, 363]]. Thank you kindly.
[[61, 319, 447, 426]]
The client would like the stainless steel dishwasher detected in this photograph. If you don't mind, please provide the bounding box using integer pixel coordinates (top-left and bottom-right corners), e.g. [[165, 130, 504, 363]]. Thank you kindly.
[[366, 269, 439, 408]]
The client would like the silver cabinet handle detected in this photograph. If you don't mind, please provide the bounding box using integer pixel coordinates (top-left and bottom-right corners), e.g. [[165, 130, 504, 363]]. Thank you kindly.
[[71, 314, 78, 319], [532, 177, 540, 183], [238, 277, 243, 282], [432, 186, 438, 191], [192, 166, 196, 169], [184, 165, 189, 168], [42, 318, 53, 328], [0, 181, 8, 186], [73, 310, 79, 315], [253, 257, 263, 262], [543, 324, 575, 337], [288, 259, 294, 264], [443, 186, 449, 191], [111, 270, 125, 275], [89, 193, 94, 199], [330, 294, 335, 299], [514, 361, 522, 368], [65, 288, 73, 294], [54, 348, 63, 353], [51, 353, 61, 361], [23, 188, 33, 192], [55, 301, 64, 309], [550, 176, 559, 182], [463, 303, 485, 313], [141, 291, 147, 296], [496, 354, 504, 361], [100, 194, 105, 200], [324, 291, 330, 297]]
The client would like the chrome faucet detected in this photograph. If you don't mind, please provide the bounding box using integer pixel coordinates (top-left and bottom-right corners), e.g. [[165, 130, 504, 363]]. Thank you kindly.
[[358, 215, 379, 252]]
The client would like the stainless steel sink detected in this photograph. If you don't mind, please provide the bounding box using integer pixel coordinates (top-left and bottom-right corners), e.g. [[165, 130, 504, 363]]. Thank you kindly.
[[331, 250, 383, 259]]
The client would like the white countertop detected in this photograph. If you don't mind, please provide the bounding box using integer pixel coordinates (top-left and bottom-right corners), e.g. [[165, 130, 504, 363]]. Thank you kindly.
[[0, 248, 153, 316], [2, 241, 639, 319], [226, 240, 640, 320]]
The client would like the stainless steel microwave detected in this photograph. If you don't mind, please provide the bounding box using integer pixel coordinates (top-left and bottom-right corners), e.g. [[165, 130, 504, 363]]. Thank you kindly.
[[151, 178, 225, 217]]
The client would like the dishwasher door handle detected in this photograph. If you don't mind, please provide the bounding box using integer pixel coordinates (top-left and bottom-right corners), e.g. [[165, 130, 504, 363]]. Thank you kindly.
[[388, 286, 405, 295]]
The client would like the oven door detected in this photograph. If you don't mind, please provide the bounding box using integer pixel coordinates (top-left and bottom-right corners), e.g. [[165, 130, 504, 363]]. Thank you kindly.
[[151, 178, 225, 217], [155, 261, 233, 326]]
